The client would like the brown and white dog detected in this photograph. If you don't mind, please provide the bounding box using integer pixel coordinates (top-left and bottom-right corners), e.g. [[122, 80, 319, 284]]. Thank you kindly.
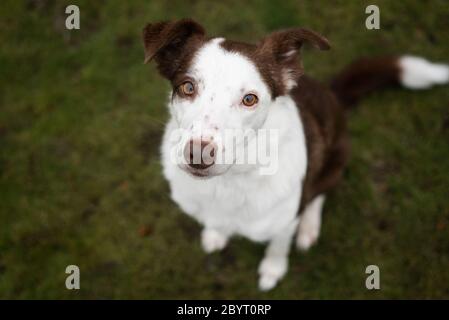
[[142, 19, 449, 291]]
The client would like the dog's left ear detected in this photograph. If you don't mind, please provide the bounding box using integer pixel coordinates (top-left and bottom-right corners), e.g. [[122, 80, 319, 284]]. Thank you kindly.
[[257, 28, 330, 90], [258, 27, 330, 62], [142, 19, 205, 79]]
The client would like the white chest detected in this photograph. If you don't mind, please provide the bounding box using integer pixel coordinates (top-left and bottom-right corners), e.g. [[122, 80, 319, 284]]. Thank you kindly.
[[166, 164, 302, 241]]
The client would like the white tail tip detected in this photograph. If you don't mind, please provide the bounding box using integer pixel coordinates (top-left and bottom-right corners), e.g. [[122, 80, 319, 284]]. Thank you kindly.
[[398, 55, 449, 89]]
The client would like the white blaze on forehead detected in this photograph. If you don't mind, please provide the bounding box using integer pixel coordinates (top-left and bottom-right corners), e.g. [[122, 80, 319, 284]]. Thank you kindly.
[[188, 38, 269, 102]]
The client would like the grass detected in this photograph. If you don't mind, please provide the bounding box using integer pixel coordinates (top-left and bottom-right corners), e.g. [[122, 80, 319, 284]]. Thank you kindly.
[[0, 0, 448, 299]]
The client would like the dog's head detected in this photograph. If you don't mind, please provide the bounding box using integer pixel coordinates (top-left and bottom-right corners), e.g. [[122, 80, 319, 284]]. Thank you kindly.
[[143, 19, 329, 178]]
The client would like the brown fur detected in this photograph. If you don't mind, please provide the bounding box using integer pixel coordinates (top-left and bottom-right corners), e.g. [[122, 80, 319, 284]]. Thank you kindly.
[[297, 56, 402, 211], [221, 28, 330, 98], [142, 19, 206, 81], [291, 76, 349, 212], [331, 56, 400, 106]]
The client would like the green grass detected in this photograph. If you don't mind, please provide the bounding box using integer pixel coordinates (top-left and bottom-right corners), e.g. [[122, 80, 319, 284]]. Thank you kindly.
[[1, 0, 448, 299]]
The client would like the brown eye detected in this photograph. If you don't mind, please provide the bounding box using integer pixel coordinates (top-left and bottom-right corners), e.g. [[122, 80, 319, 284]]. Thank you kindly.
[[242, 94, 258, 107], [179, 81, 195, 96]]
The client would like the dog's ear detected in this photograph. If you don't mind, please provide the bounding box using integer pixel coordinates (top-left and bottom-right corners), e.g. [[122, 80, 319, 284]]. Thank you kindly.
[[257, 28, 330, 90], [142, 19, 205, 79], [258, 28, 330, 63]]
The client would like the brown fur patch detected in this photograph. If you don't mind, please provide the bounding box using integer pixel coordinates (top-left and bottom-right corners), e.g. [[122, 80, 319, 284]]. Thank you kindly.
[[142, 19, 206, 81], [331, 56, 400, 106], [219, 39, 283, 97], [290, 76, 350, 212], [297, 56, 402, 211], [220, 28, 330, 98]]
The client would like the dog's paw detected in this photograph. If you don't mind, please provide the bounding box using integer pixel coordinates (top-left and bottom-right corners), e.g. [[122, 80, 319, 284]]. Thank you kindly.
[[296, 221, 320, 252], [201, 229, 228, 253], [258, 256, 287, 291]]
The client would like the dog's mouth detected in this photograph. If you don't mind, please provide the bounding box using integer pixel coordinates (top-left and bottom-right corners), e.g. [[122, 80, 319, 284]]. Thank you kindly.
[[182, 164, 231, 179], [181, 165, 213, 179], [189, 169, 210, 178]]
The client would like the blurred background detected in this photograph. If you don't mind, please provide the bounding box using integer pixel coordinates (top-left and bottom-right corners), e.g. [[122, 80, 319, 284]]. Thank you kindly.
[[1, 0, 448, 299]]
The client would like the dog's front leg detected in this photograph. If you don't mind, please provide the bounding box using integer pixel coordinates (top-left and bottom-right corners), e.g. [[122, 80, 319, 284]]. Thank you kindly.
[[258, 220, 298, 291], [201, 228, 229, 254]]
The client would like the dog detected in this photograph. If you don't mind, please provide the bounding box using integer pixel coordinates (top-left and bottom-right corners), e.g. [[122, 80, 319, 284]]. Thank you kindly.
[[142, 19, 449, 291]]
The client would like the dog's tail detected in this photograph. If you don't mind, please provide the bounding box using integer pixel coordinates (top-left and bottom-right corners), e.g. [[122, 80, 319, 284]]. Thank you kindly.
[[330, 55, 449, 107]]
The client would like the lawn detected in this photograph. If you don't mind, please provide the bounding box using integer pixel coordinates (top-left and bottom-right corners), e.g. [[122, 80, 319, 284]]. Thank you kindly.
[[0, 0, 448, 299]]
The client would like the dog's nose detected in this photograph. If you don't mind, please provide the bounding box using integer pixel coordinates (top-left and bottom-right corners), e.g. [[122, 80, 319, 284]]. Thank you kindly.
[[184, 138, 216, 170]]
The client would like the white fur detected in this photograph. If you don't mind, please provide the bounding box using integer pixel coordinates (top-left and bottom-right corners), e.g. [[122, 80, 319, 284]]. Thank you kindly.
[[258, 219, 298, 291], [161, 39, 308, 290], [296, 195, 325, 251], [201, 228, 229, 253], [399, 55, 449, 89]]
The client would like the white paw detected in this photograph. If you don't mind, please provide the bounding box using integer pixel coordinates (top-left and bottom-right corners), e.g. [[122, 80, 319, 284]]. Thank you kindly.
[[296, 222, 320, 251], [201, 229, 228, 253], [257, 256, 287, 291]]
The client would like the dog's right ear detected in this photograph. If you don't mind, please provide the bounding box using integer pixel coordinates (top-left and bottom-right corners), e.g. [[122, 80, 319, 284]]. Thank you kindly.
[[142, 19, 205, 79]]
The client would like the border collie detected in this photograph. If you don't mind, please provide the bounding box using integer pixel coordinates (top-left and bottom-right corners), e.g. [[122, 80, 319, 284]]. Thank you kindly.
[[142, 19, 449, 291]]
